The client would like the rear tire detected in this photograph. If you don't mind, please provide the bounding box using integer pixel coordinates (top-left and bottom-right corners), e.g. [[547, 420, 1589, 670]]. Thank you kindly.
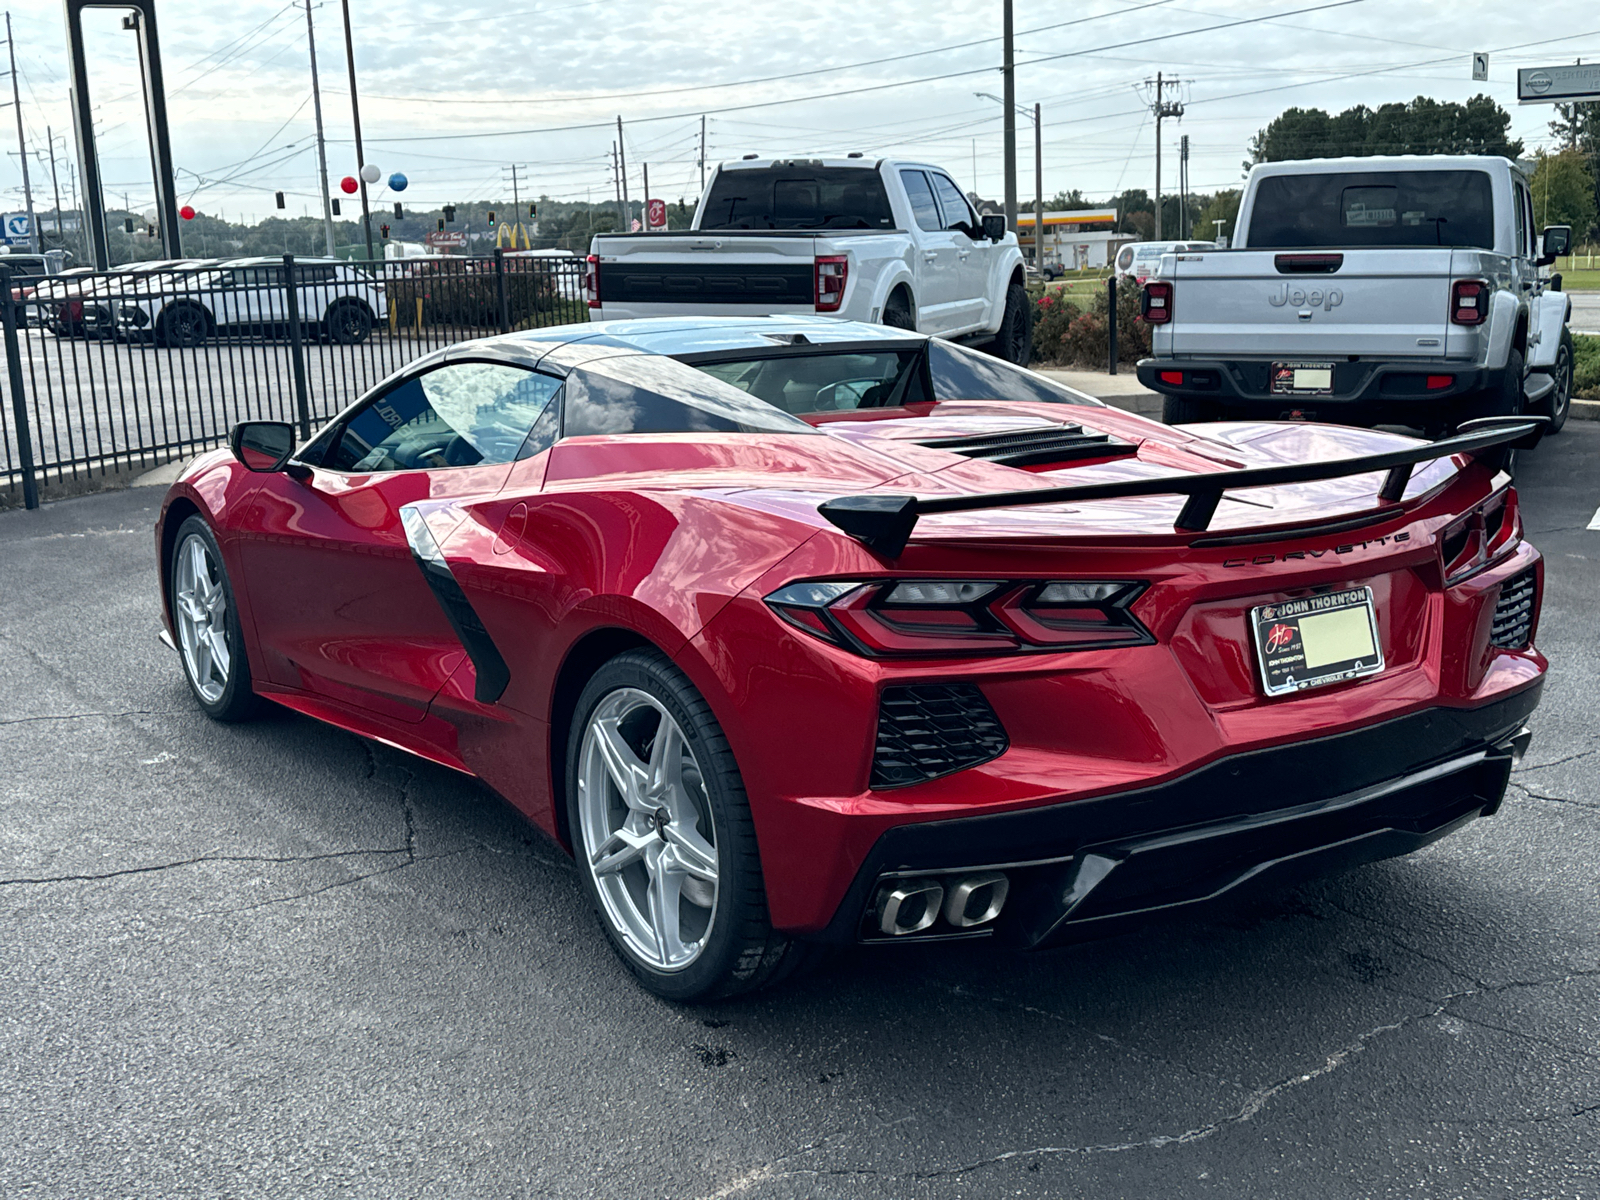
[[1464, 347, 1525, 427], [566, 649, 824, 1002], [157, 303, 211, 348], [989, 282, 1033, 365], [882, 291, 915, 331], [327, 302, 374, 345], [1162, 395, 1221, 425]]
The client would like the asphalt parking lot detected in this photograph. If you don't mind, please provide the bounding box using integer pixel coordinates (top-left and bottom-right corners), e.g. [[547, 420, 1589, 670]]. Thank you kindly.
[[2, 426, 1598, 1199]]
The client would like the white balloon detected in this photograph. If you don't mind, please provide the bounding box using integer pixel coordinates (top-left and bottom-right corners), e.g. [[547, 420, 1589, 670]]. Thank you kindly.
[[143, 209, 158, 223], [359, 163, 381, 183]]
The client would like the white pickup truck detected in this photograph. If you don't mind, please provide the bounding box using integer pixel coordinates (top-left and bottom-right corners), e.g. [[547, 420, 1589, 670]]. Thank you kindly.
[[586, 157, 1032, 362], [1135, 155, 1576, 434]]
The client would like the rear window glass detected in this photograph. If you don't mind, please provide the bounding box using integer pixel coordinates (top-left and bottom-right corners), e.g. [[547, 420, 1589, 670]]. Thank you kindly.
[[695, 350, 927, 414], [700, 166, 895, 231], [563, 355, 820, 436], [928, 341, 1097, 407], [1246, 170, 1495, 249]]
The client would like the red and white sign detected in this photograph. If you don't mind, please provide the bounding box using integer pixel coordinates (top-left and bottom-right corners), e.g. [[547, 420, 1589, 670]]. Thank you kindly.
[[426, 230, 468, 252], [646, 198, 667, 230]]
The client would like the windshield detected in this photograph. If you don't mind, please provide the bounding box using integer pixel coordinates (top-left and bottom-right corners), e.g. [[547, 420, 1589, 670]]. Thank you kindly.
[[699, 166, 895, 230], [685, 341, 1097, 415], [1246, 170, 1496, 249]]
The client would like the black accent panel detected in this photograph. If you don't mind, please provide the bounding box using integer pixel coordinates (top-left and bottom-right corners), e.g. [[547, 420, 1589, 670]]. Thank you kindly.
[[917, 425, 1138, 468], [1490, 568, 1536, 650], [411, 555, 511, 704], [814, 684, 1543, 943], [600, 261, 814, 306], [871, 684, 1009, 789]]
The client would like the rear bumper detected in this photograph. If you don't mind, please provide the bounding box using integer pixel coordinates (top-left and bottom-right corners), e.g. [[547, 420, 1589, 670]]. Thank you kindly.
[[1137, 357, 1504, 419], [814, 683, 1541, 948]]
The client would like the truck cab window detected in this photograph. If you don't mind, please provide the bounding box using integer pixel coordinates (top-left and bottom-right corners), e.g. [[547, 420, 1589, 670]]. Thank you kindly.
[[899, 171, 943, 233]]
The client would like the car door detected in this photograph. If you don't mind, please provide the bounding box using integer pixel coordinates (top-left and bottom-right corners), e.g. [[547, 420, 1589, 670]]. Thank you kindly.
[[237, 359, 562, 723], [929, 171, 990, 332], [898, 168, 960, 333]]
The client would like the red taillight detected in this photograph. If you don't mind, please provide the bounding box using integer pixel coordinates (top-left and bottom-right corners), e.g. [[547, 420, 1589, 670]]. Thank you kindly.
[[814, 255, 848, 313], [1440, 488, 1520, 585], [1160, 370, 1184, 385], [585, 254, 600, 309], [1426, 374, 1453, 390], [1141, 281, 1172, 324], [1451, 279, 1487, 326], [764, 579, 1151, 657]]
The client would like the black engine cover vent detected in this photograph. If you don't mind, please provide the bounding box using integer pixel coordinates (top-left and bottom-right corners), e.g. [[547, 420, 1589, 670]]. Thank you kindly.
[[1489, 568, 1536, 650], [917, 425, 1137, 468]]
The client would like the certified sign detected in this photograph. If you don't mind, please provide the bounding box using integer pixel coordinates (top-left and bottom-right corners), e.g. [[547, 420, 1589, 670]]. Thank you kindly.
[[1518, 63, 1600, 104]]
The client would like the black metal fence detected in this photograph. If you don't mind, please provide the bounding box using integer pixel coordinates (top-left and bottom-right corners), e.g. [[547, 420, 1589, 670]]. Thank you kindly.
[[0, 251, 589, 508]]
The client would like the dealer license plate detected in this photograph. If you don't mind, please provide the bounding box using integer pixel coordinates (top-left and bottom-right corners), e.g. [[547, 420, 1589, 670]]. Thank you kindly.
[[1271, 362, 1335, 395], [1250, 587, 1385, 697]]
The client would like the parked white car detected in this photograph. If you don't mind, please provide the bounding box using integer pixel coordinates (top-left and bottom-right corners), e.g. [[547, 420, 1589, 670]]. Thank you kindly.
[[588, 157, 1031, 362], [1114, 240, 1216, 283], [1135, 155, 1576, 434], [118, 256, 388, 347]]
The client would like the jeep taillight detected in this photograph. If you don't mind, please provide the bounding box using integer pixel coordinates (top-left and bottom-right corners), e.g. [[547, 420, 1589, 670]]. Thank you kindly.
[[814, 255, 848, 313], [585, 254, 600, 309], [1451, 279, 1487, 326], [764, 579, 1152, 657], [1141, 280, 1172, 324]]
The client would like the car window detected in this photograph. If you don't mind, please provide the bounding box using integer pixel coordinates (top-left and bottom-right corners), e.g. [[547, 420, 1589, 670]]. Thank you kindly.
[[1246, 170, 1495, 249], [899, 171, 943, 233], [699, 166, 895, 230], [562, 354, 819, 436], [694, 350, 927, 414], [928, 340, 1098, 406], [299, 265, 337, 285], [930, 174, 974, 232], [325, 362, 563, 472]]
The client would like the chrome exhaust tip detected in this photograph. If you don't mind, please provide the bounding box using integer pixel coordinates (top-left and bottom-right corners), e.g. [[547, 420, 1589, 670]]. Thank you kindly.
[[877, 880, 944, 936], [943, 872, 1010, 928]]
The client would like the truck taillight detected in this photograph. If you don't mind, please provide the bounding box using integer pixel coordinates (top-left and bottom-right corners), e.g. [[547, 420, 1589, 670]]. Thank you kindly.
[[585, 254, 600, 309], [1450, 279, 1487, 326], [814, 255, 848, 313], [1141, 280, 1172, 324]]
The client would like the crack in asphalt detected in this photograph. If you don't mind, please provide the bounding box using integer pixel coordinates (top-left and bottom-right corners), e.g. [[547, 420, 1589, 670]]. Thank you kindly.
[[1508, 778, 1600, 812], [0, 708, 187, 727], [703, 968, 1600, 1191], [195, 848, 470, 916], [0, 846, 417, 888], [1515, 746, 1599, 773]]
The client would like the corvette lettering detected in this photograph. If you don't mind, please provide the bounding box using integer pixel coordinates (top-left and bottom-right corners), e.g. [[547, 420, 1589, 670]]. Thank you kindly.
[[1269, 284, 1343, 311], [1223, 531, 1410, 567]]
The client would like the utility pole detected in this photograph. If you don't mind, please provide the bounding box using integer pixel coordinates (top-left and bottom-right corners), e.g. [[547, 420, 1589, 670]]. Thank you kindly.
[[1033, 102, 1043, 270], [303, 0, 335, 256], [1179, 133, 1189, 239], [612, 142, 624, 232], [43, 127, 63, 239], [1145, 72, 1184, 241], [6, 12, 38, 253], [699, 114, 706, 192], [339, 0, 374, 261], [617, 116, 630, 231], [1002, 0, 1016, 234], [642, 162, 650, 229]]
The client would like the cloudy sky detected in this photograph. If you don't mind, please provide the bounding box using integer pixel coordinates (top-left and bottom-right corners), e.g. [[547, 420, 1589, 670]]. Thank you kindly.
[[3, 0, 1598, 225]]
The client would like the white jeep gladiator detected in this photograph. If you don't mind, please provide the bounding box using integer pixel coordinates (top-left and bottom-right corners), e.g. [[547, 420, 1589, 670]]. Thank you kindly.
[[586, 157, 1032, 362], [1135, 155, 1576, 433]]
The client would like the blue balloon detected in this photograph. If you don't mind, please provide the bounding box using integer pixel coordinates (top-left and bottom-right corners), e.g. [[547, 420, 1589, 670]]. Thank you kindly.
[[388, 172, 408, 192]]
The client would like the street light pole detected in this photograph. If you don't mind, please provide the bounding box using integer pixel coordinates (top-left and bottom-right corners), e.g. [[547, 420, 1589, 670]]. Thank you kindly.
[[1034, 102, 1043, 270], [339, 0, 374, 261], [6, 12, 38, 253], [304, 0, 336, 257], [1002, 0, 1016, 234]]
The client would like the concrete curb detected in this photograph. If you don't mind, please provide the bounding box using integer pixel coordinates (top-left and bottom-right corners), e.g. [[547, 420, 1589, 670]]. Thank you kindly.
[[1573, 398, 1600, 422]]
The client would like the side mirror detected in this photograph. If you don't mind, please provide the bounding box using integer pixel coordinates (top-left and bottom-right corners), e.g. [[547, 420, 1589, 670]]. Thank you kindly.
[[1536, 224, 1571, 267], [229, 421, 297, 473], [981, 214, 1008, 243]]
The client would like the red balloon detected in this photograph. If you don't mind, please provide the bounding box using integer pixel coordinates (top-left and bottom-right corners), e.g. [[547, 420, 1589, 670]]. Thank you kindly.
[[179, 205, 196, 220], [340, 176, 359, 194]]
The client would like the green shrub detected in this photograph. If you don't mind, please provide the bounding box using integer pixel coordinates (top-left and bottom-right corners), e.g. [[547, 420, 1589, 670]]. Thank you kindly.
[[1030, 280, 1149, 366], [1573, 333, 1600, 400]]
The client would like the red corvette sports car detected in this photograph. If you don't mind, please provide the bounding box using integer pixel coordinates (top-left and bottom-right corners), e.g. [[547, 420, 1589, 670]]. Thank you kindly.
[[157, 317, 1548, 1000]]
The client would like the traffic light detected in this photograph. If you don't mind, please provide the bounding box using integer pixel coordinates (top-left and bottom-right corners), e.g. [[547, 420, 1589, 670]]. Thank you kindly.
[[331, 199, 341, 216], [528, 204, 536, 218], [443, 205, 455, 223], [123, 217, 135, 234], [486, 210, 496, 226], [275, 191, 285, 209], [393, 201, 403, 219], [380, 223, 390, 239], [437, 218, 445, 231]]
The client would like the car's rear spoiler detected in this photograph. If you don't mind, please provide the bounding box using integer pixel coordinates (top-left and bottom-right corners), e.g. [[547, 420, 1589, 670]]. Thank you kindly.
[[818, 416, 1546, 557]]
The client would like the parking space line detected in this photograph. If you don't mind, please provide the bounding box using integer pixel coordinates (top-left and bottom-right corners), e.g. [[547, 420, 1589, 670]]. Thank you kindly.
[[1589, 506, 1600, 532]]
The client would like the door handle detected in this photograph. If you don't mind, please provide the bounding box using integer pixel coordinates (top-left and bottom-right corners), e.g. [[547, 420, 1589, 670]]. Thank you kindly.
[[958, 250, 971, 260], [922, 252, 938, 263]]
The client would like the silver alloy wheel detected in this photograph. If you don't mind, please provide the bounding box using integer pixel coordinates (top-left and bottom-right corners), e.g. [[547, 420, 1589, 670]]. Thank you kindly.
[[173, 532, 231, 704], [1552, 342, 1573, 423], [577, 688, 719, 971]]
